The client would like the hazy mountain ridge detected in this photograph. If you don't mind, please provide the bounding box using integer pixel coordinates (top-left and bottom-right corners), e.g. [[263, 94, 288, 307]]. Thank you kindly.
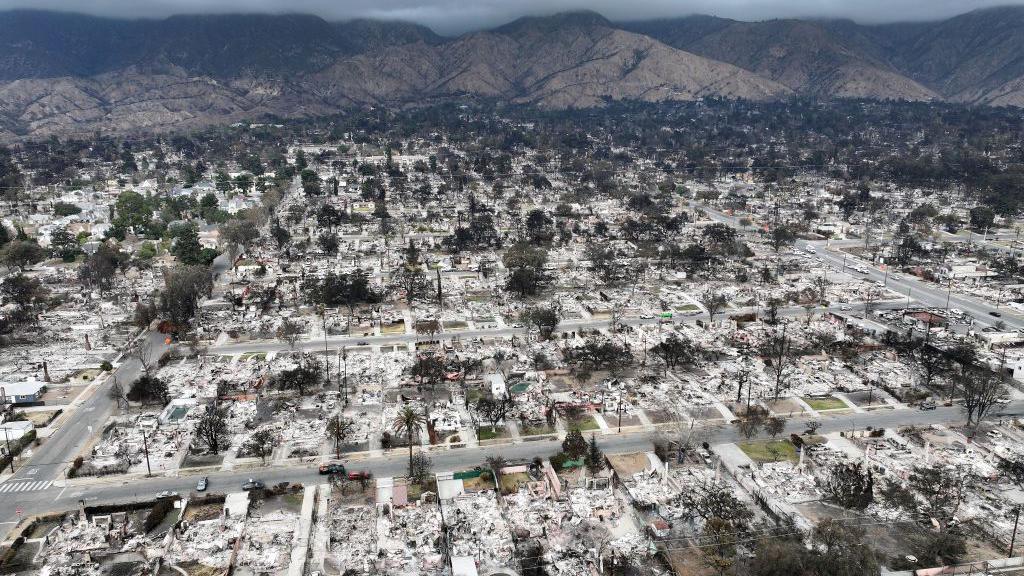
[[623, 17, 939, 101], [626, 7, 1024, 104], [0, 11, 787, 138], [4, 8, 1024, 138]]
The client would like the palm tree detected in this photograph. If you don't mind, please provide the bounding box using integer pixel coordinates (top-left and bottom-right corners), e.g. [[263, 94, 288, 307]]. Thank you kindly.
[[392, 406, 425, 477], [326, 415, 354, 459]]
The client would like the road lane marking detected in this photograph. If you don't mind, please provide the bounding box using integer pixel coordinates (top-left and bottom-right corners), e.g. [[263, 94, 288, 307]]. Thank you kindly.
[[0, 480, 53, 493]]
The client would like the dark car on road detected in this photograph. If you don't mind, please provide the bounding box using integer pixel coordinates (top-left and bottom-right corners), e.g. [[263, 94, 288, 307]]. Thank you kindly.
[[319, 463, 346, 475], [241, 478, 265, 491]]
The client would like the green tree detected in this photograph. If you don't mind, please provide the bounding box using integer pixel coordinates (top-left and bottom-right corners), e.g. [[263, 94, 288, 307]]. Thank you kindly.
[[200, 193, 218, 211], [411, 354, 446, 393], [53, 201, 82, 217], [519, 305, 560, 339], [171, 225, 203, 265], [0, 239, 45, 270], [503, 242, 548, 297], [127, 375, 170, 406], [49, 226, 80, 262], [822, 462, 874, 510], [112, 190, 153, 236], [317, 232, 339, 256], [159, 265, 213, 330], [215, 171, 232, 192], [584, 435, 605, 473], [969, 205, 995, 231], [272, 357, 323, 396], [392, 406, 426, 477], [562, 428, 587, 459], [233, 173, 254, 193], [0, 273, 47, 324], [811, 519, 881, 576]]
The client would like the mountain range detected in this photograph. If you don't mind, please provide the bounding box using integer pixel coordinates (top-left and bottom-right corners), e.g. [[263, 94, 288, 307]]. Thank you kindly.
[[3, 7, 1024, 138]]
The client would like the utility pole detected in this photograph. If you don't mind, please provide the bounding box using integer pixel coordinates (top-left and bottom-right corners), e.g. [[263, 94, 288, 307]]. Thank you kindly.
[[617, 388, 623, 433], [1010, 506, 1021, 558], [436, 268, 443, 310], [3, 427, 13, 473], [342, 346, 349, 405], [321, 306, 330, 386], [141, 427, 152, 477]]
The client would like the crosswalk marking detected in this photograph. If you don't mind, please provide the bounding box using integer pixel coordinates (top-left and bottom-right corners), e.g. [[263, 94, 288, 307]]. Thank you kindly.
[[0, 480, 53, 493]]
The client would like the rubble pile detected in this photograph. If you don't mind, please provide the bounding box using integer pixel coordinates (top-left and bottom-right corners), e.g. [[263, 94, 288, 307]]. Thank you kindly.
[[329, 505, 378, 573]]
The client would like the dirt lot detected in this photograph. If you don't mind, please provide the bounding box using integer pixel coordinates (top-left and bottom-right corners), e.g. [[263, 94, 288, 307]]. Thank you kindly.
[[40, 384, 87, 404]]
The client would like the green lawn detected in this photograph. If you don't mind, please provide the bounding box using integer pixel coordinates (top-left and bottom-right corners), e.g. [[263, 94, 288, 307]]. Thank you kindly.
[[738, 439, 799, 463], [521, 423, 556, 436], [478, 426, 508, 441], [569, 416, 599, 432], [802, 396, 848, 411]]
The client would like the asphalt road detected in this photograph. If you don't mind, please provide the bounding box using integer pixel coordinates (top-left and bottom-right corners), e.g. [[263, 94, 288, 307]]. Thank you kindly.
[[695, 202, 1022, 330], [5, 330, 169, 486], [808, 242, 1023, 331], [2, 397, 1017, 528], [7, 252, 227, 489], [205, 301, 907, 357]]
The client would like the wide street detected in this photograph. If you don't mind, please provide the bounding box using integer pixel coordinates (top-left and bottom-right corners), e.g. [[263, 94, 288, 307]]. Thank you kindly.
[[2, 330, 169, 486], [205, 301, 906, 356], [2, 394, 1018, 530], [695, 202, 1024, 330]]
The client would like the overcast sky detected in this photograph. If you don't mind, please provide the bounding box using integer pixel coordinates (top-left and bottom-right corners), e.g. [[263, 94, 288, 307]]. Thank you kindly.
[[0, 0, 1020, 35]]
